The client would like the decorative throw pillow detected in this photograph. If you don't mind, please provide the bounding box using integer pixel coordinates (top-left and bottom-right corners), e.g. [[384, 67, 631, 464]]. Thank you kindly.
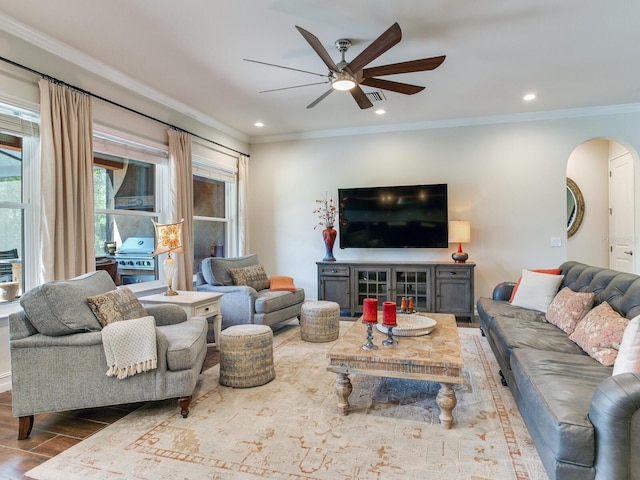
[[269, 276, 297, 292], [545, 287, 595, 335], [613, 315, 640, 375], [509, 268, 562, 302], [229, 264, 271, 291], [510, 269, 565, 313], [569, 301, 629, 366], [200, 254, 259, 286], [87, 287, 148, 327]]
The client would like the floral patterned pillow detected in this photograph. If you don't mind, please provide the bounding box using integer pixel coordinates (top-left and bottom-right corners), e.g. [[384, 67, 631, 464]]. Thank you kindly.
[[545, 287, 594, 335], [569, 301, 629, 366]]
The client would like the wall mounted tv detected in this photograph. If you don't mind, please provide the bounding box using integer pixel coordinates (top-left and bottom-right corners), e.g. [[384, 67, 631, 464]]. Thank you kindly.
[[338, 184, 448, 249]]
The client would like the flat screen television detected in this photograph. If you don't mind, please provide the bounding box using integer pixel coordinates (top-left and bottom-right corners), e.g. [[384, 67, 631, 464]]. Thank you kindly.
[[338, 184, 448, 248]]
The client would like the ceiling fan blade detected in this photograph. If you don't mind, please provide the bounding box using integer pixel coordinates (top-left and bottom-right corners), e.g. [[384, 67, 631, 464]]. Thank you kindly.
[[307, 89, 334, 109], [360, 77, 425, 95], [362, 56, 446, 78], [260, 81, 330, 93], [296, 26, 339, 72], [244, 59, 329, 78], [346, 22, 402, 74], [350, 86, 374, 109]]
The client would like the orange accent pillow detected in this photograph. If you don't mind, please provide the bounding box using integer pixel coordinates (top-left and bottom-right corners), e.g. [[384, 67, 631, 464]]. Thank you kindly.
[[269, 276, 297, 292], [509, 268, 562, 302]]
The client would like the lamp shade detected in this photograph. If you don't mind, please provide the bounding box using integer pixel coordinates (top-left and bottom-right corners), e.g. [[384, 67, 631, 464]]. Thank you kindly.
[[152, 219, 184, 255], [448, 220, 471, 244]]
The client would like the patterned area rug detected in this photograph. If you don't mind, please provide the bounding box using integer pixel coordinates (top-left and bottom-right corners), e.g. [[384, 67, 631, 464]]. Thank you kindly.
[[26, 322, 548, 480]]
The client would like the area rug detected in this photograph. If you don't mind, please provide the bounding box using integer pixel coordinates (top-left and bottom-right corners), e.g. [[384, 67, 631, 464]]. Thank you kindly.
[[26, 322, 548, 480]]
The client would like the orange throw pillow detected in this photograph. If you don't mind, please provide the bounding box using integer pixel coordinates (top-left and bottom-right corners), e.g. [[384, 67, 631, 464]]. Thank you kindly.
[[269, 276, 297, 292], [509, 268, 562, 302]]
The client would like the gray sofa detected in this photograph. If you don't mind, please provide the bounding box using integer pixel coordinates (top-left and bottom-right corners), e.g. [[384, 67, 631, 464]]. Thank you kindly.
[[477, 261, 640, 480], [9, 271, 208, 439], [196, 254, 305, 329]]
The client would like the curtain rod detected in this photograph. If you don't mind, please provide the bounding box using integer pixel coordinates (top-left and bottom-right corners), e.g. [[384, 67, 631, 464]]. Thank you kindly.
[[0, 54, 250, 158]]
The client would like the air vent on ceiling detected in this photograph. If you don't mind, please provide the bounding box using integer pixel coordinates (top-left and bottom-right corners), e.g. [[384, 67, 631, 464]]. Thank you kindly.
[[365, 91, 387, 103]]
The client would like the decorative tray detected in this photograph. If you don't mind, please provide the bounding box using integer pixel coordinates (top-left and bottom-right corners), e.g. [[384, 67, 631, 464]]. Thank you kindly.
[[376, 314, 437, 337]]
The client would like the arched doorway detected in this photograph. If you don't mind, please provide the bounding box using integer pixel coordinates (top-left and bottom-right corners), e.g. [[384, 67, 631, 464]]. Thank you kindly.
[[566, 139, 637, 273]]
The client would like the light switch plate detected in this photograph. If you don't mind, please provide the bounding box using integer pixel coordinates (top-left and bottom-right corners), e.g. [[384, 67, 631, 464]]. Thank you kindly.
[[550, 237, 562, 247]]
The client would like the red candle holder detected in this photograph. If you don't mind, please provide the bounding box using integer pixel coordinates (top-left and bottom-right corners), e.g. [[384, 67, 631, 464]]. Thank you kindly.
[[362, 298, 378, 324], [382, 301, 398, 346], [382, 302, 397, 326]]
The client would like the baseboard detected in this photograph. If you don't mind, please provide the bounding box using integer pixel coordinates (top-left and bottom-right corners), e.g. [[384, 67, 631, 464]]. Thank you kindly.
[[0, 372, 11, 393]]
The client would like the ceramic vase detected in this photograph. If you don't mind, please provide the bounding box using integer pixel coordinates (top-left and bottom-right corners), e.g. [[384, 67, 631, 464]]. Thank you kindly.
[[322, 226, 337, 262]]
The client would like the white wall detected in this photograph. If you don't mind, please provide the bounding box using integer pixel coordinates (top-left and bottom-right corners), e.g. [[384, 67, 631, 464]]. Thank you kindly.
[[248, 114, 640, 305], [566, 139, 610, 267]]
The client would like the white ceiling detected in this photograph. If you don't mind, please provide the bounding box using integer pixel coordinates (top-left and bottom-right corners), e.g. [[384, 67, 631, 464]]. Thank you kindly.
[[0, 0, 639, 143]]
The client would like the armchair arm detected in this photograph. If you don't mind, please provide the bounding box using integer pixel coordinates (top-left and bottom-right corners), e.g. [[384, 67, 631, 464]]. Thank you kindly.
[[10, 331, 103, 349], [588, 373, 640, 480], [492, 282, 516, 301], [144, 304, 188, 326], [196, 284, 257, 326]]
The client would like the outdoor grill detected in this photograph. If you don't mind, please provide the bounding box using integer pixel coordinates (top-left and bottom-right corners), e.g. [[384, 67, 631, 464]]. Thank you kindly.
[[111, 236, 157, 284]]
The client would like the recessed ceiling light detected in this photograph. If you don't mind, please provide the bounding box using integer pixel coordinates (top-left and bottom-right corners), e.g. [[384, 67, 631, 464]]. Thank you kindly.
[[523, 93, 536, 101], [375, 109, 386, 115], [254, 122, 264, 127]]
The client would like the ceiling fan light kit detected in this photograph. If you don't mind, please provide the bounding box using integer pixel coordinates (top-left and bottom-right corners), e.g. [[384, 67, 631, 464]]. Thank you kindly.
[[245, 22, 445, 109]]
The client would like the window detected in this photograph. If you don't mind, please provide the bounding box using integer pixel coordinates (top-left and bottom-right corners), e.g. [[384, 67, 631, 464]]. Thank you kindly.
[[193, 159, 237, 273], [0, 103, 39, 303], [93, 131, 167, 285]]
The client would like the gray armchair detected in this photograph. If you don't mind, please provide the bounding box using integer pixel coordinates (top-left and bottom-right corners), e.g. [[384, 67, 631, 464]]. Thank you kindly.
[[196, 254, 305, 329], [9, 271, 208, 439]]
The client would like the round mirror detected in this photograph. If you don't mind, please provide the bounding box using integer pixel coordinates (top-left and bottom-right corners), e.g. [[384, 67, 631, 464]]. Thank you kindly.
[[567, 177, 585, 238]]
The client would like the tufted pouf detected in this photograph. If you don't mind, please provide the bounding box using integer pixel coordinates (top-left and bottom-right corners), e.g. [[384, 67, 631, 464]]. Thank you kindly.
[[300, 300, 340, 342], [219, 324, 275, 387]]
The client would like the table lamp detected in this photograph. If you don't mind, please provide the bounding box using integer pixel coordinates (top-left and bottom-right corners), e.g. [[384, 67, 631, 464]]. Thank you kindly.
[[449, 220, 470, 263], [152, 219, 184, 296]]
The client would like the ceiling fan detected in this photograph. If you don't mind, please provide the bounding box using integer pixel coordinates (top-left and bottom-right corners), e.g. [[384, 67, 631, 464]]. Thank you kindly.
[[244, 22, 446, 109]]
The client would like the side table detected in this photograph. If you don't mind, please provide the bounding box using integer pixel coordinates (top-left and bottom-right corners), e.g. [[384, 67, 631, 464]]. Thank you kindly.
[[139, 291, 223, 349]]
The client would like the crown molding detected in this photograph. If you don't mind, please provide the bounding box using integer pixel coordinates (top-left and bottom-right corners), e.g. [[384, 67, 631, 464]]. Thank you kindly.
[[249, 103, 640, 144], [0, 12, 249, 144]]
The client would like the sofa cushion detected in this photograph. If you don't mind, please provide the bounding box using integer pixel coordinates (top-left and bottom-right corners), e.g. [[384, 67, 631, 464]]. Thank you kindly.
[[229, 264, 270, 291], [492, 316, 585, 365], [511, 269, 564, 313], [200, 254, 258, 286], [20, 271, 115, 336], [545, 287, 594, 335], [613, 315, 640, 375], [570, 301, 629, 366], [87, 287, 148, 327], [157, 317, 207, 371], [255, 288, 306, 314], [510, 348, 611, 468]]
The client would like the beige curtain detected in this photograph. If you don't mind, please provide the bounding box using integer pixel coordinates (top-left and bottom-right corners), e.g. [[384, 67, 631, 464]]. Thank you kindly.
[[238, 155, 249, 256], [168, 129, 193, 291], [39, 79, 95, 282]]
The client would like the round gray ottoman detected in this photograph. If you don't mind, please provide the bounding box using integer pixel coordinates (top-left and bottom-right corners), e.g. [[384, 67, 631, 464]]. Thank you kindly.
[[300, 300, 340, 342], [219, 324, 275, 387]]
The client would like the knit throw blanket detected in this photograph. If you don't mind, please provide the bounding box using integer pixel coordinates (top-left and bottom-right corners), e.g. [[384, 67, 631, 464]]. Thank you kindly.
[[101, 315, 158, 379]]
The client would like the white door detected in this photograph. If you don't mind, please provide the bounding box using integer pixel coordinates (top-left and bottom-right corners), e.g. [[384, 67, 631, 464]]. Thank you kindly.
[[609, 152, 635, 272]]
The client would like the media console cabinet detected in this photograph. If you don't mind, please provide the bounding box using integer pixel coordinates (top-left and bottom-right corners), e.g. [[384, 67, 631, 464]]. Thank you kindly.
[[317, 261, 475, 321]]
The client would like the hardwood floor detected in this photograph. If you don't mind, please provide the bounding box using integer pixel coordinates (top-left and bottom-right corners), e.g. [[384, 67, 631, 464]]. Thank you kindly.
[[0, 318, 476, 479]]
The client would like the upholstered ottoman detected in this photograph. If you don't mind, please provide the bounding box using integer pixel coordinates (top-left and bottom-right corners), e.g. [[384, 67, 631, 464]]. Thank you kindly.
[[300, 300, 340, 342], [219, 324, 275, 387]]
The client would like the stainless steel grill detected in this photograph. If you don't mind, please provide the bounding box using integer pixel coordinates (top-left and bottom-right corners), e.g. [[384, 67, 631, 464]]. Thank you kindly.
[[111, 237, 156, 284]]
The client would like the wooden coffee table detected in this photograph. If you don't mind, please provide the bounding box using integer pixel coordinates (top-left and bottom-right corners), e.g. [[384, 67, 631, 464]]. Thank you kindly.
[[326, 313, 464, 429]]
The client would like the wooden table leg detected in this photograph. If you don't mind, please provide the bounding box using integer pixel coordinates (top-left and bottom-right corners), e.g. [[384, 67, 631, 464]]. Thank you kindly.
[[335, 373, 352, 415], [436, 383, 457, 429]]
